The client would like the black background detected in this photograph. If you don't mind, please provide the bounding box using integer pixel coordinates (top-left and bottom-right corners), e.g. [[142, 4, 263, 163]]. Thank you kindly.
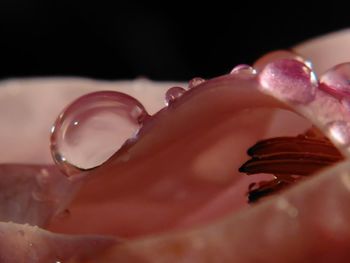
[[0, 3, 348, 81]]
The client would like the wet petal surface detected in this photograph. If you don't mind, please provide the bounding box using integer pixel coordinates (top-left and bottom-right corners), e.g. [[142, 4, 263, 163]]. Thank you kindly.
[[1, 29, 350, 262]]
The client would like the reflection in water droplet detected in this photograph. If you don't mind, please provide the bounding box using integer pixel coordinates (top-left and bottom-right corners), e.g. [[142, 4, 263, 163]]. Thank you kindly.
[[230, 64, 257, 78], [50, 91, 149, 177], [188, 77, 205, 89], [165, 86, 186, 106], [320, 63, 350, 99], [328, 120, 350, 146], [259, 59, 318, 104]]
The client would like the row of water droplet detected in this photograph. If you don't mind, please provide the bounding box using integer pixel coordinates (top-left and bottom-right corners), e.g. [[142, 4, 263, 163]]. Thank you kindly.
[[50, 65, 256, 177], [50, 59, 350, 177]]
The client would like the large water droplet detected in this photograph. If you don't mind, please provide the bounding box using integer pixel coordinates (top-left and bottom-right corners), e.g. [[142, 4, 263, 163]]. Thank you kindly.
[[320, 63, 350, 99], [165, 86, 186, 106], [188, 77, 205, 89], [327, 120, 350, 146], [50, 91, 149, 176], [259, 59, 318, 104]]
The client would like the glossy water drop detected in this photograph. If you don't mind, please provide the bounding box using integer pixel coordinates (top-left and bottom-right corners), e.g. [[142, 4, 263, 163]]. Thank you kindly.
[[327, 120, 350, 146], [259, 59, 318, 104], [320, 63, 350, 99], [188, 77, 205, 89], [165, 86, 186, 106], [50, 91, 149, 176], [230, 64, 257, 78]]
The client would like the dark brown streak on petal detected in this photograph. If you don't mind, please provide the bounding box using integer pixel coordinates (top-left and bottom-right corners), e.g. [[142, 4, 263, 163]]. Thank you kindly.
[[247, 137, 342, 158], [239, 136, 344, 203], [239, 153, 340, 176]]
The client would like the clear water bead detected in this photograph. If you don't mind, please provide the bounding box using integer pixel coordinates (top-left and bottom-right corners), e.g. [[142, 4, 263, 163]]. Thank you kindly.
[[165, 86, 186, 106], [50, 91, 149, 176], [188, 77, 205, 89], [230, 64, 257, 78], [320, 63, 350, 99]]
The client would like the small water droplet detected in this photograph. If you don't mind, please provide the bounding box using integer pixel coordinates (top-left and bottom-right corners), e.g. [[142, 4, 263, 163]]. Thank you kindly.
[[188, 77, 205, 89], [50, 91, 149, 177], [165, 86, 186, 106], [328, 120, 350, 146], [259, 59, 318, 104], [230, 64, 257, 77], [320, 63, 350, 99]]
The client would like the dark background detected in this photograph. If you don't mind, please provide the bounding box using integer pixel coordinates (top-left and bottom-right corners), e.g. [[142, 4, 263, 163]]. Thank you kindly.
[[0, 3, 348, 81]]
